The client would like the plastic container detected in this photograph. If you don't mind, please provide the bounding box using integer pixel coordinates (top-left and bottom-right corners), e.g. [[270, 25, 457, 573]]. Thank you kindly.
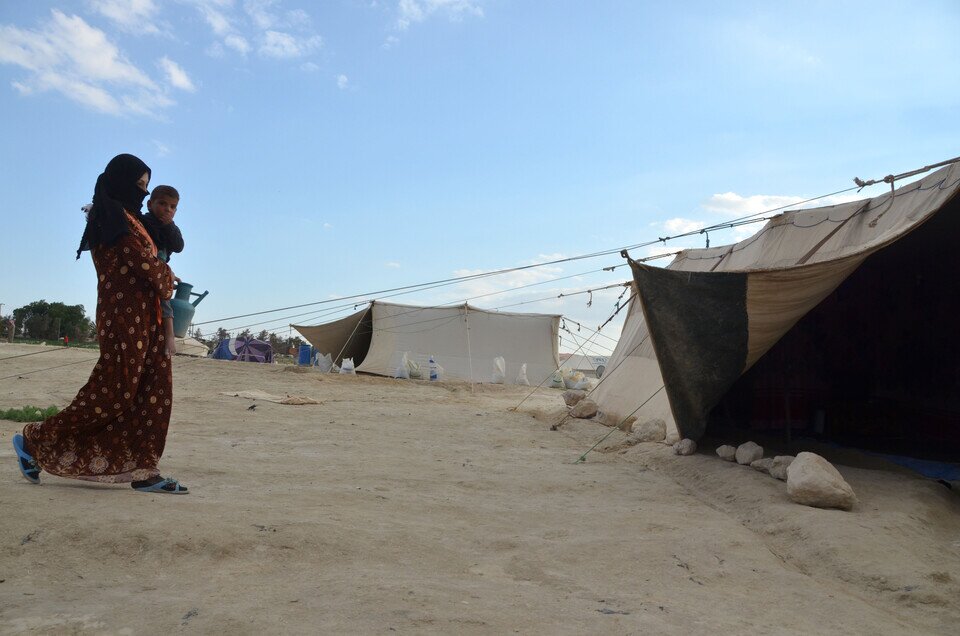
[[428, 355, 438, 381], [297, 344, 312, 366]]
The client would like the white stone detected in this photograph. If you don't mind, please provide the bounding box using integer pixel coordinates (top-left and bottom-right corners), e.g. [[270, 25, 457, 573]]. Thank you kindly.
[[674, 438, 697, 456], [786, 452, 857, 511], [770, 455, 795, 481], [562, 390, 586, 407], [716, 445, 737, 461], [736, 441, 764, 465], [664, 431, 680, 445], [569, 398, 598, 419], [630, 418, 667, 442], [751, 457, 774, 473]]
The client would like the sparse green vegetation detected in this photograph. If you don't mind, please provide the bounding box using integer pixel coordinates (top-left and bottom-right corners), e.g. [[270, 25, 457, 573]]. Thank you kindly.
[[0, 405, 59, 422]]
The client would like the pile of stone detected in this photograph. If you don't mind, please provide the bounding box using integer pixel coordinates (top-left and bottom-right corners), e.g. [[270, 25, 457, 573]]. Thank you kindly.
[[713, 441, 856, 511]]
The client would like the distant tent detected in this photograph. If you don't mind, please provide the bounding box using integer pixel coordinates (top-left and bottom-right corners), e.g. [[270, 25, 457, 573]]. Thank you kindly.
[[174, 336, 209, 358], [594, 162, 960, 457], [211, 337, 273, 363], [293, 301, 561, 384], [560, 354, 609, 378]]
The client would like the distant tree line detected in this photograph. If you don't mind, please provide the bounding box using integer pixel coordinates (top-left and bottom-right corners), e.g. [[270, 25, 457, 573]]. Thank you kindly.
[[6, 300, 95, 342], [3, 299, 305, 353]]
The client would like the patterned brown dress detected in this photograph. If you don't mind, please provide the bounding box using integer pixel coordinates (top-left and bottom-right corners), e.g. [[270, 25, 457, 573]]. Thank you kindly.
[[23, 213, 175, 483]]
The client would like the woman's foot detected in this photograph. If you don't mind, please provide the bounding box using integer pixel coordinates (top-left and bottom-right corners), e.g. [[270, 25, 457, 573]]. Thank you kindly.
[[13, 434, 41, 484], [132, 476, 189, 494]]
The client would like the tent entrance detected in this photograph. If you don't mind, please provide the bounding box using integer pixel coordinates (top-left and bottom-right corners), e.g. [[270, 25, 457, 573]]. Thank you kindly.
[[707, 200, 960, 460]]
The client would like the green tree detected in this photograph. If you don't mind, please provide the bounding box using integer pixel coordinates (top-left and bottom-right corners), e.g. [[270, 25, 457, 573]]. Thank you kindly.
[[256, 329, 269, 342], [215, 327, 230, 342], [12, 300, 94, 342]]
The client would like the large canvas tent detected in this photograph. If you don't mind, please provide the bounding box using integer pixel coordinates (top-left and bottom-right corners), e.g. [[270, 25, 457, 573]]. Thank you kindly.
[[594, 163, 960, 456], [293, 301, 561, 384]]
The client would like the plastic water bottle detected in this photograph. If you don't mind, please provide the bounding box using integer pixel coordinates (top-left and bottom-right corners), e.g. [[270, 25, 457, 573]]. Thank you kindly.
[[428, 355, 438, 381]]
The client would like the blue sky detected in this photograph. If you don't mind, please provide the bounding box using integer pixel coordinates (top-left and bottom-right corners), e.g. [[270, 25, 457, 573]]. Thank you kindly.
[[1, 1, 958, 355]]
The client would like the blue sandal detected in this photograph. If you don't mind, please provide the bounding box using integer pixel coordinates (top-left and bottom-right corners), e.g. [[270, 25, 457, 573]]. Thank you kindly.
[[132, 477, 189, 494], [13, 434, 40, 484]]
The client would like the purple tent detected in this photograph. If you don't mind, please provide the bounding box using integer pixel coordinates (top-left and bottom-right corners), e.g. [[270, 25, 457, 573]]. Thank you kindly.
[[211, 337, 273, 363]]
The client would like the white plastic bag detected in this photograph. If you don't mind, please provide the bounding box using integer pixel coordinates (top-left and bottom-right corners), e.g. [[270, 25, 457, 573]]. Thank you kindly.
[[339, 357, 356, 375], [491, 356, 506, 384], [394, 352, 411, 379], [406, 355, 422, 379], [562, 368, 587, 390], [549, 370, 564, 389], [315, 352, 333, 373], [515, 363, 529, 386], [330, 363, 341, 374]]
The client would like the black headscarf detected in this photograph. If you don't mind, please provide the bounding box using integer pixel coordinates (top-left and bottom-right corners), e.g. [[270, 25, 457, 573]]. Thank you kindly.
[[76, 153, 151, 259]]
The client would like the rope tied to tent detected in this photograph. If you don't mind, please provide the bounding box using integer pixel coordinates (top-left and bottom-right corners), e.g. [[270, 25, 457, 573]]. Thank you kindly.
[[854, 155, 960, 192], [573, 385, 665, 463]]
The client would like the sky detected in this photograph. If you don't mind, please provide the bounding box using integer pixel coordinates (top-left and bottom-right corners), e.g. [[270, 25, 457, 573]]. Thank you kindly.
[[1, 0, 959, 357]]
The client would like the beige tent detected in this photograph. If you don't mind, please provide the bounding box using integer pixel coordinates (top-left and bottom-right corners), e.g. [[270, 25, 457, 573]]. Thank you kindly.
[[594, 162, 960, 451], [293, 301, 561, 384], [174, 336, 209, 357], [560, 354, 609, 378]]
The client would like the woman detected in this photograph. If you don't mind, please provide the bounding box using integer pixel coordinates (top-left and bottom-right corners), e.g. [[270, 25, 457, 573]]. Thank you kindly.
[[12, 154, 188, 494]]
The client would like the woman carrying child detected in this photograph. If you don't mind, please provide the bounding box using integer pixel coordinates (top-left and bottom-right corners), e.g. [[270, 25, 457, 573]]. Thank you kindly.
[[12, 153, 188, 494]]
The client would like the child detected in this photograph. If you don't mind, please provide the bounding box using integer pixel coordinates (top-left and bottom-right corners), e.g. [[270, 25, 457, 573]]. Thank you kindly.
[[142, 185, 184, 358]]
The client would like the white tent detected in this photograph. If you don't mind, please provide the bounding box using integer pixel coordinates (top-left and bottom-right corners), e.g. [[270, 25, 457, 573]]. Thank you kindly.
[[293, 301, 561, 384], [560, 354, 609, 378], [594, 162, 960, 447], [174, 336, 209, 357]]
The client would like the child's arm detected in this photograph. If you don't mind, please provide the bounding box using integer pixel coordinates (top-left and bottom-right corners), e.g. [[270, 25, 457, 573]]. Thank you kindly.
[[159, 221, 184, 254]]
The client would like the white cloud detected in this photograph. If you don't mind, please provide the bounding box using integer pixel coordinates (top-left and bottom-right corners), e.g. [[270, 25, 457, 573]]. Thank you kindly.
[[0, 10, 175, 117], [244, 0, 311, 30], [89, 0, 162, 34], [322, 222, 333, 229], [195, 1, 234, 36], [703, 191, 862, 217], [259, 30, 322, 58], [152, 139, 171, 156], [661, 217, 704, 234], [385, 261, 401, 269], [224, 34, 251, 55], [394, 0, 483, 32], [301, 61, 319, 72], [158, 56, 196, 91], [245, 0, 278, 30], [382, 35, 400, 49], [336, 73, 348, 89]]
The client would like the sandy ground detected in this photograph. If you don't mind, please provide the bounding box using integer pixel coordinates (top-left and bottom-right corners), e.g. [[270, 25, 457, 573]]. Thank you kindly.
[[1, 342, 959, 635]]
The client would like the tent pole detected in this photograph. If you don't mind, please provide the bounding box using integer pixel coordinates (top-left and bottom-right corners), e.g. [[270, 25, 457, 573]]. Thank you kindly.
[[464, 304, 475, 393]]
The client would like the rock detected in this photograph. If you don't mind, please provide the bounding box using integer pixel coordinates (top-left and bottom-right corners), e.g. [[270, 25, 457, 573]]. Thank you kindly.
[[716, 445, 737, 461], [751, 457, 774, 473], [562, 390, 587, 407], [786, 452, 857, 510], [569, 398, 598, 419], [664, 430, 680, 445], [630, 418, 667, 442], [736, 441, 764, 465], [674, 438, 697, 456], [770, 455, 795, 481]]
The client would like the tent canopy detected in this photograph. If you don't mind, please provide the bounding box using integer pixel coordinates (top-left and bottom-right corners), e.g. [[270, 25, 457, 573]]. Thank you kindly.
[[211, 337, 274, 363], [594, 163, 960, 454], [294, 301, 561, 384]]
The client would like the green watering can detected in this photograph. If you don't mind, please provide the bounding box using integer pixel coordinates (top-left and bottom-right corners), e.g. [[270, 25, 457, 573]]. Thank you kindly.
[[171, 282, 209, 338]]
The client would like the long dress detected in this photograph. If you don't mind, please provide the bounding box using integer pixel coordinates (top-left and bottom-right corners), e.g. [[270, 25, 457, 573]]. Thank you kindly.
[[23, 213, 175, 483]]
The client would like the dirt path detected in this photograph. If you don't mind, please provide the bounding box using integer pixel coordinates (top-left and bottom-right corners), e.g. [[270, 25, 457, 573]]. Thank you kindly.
[[1, 344, 958, 634]]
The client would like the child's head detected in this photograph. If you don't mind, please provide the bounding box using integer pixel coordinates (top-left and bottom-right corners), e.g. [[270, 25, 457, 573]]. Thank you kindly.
[[147, 185, 179, 219]]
